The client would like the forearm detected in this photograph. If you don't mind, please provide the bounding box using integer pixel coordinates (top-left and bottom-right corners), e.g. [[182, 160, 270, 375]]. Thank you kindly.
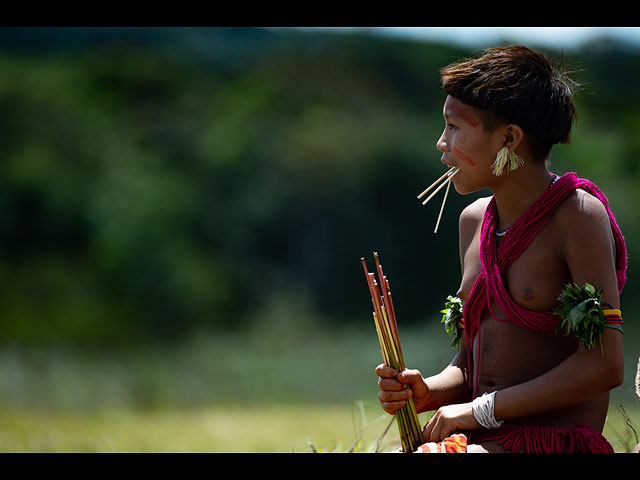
[[493, 330, 624, 422], [423, 352, 471, 412]]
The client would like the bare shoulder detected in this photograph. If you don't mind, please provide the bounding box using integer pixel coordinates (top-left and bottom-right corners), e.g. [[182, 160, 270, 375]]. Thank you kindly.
[[459, 196, 491, 251], [553, 188, 612, 235], [459, 196, 491, 235], [552, 188, 619, 302]]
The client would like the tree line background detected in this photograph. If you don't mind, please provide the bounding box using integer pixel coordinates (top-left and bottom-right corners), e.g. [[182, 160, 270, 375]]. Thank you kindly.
[[0, 28, 638, 412]]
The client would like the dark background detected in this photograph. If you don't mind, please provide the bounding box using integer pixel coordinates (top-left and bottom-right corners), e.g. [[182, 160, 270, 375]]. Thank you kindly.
[[0, 27, 638, 411]]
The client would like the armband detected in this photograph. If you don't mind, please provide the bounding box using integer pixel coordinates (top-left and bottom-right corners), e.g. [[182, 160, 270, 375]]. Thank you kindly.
[[472, 391, 503, 429], [441, 295, 464, 348], [603, 308, 624, 334], [553, 283, 623, 351]]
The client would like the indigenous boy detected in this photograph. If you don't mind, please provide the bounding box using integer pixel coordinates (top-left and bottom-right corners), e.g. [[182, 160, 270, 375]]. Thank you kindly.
[[376, 46, 627, 453]]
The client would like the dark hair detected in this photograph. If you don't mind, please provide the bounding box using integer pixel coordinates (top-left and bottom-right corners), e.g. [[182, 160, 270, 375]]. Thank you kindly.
[[440, 46, 579, 158]]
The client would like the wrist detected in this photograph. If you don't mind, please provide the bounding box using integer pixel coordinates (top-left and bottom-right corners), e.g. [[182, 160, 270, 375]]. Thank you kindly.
[[472, 391, 504, 429]]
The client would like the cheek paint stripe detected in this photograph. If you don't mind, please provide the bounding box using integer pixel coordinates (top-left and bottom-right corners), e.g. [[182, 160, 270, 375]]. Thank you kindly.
[[453, 147, 476, 166], [448, 105, 479, 128]]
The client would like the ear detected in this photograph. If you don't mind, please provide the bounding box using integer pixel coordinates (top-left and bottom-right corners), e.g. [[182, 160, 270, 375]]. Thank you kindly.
[[503, 124, 524, 152]]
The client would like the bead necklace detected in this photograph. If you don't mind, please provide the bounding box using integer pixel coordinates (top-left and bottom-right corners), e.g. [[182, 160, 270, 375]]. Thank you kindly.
[[495, 174, 559, 237]]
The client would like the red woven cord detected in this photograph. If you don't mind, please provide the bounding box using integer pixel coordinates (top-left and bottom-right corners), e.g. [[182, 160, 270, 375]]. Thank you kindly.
[[469, 423, 614, 453], [463, 172, 628, 394]]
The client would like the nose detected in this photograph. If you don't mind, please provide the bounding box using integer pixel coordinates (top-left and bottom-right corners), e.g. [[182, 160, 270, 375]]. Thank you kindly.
[[436, 131, 448, 153]]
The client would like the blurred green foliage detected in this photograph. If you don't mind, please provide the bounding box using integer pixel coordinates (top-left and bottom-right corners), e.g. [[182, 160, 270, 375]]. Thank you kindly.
[[0, 27, 638, 347]]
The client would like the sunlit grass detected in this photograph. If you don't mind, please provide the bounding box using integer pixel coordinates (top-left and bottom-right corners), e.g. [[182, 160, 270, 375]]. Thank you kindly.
[[603, 402, 640, 453], [0, 402, 401, 453], [0, 326, 638, 452], [1, 400, 637, 453]]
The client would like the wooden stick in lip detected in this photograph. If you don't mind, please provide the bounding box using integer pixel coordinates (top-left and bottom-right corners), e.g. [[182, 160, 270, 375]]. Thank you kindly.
[[433, 177, 452, 234], [417, 166, 455, 200], [421, 167, 459, 206]]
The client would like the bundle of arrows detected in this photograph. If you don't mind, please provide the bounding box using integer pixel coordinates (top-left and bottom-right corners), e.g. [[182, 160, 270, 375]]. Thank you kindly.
[[361, 252, 422, 453]]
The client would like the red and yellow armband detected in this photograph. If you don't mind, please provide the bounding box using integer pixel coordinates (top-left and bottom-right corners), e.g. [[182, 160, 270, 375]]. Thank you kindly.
[[603, 308, 624, 334]]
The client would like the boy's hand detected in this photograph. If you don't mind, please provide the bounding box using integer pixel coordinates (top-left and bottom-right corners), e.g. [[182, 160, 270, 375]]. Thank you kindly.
[[375, 364, 431, 414], [421, 402, 481, 442]]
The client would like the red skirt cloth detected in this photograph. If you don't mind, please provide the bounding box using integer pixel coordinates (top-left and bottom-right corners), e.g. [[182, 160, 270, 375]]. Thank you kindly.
[[468, 423, 614, 453]]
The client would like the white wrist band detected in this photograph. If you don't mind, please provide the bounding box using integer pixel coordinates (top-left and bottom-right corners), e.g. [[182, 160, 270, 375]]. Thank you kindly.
[[472, 391, 504, 429]]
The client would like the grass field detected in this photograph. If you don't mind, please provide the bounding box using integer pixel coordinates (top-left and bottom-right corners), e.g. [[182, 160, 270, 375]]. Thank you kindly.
[[0, 402, 399, 453], [0, 325, 638, 453], [1, 401, 638, 453]]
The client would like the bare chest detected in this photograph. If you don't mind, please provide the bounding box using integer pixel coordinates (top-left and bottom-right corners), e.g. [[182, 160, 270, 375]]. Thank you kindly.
[[458, 222, 572, 313]]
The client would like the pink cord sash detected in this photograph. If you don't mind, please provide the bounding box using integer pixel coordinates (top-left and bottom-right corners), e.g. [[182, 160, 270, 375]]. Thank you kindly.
[[462, 172, 627, 393]]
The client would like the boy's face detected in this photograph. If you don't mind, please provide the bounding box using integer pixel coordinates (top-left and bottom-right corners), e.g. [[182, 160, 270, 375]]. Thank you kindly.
[[436, 96, 505, 194]]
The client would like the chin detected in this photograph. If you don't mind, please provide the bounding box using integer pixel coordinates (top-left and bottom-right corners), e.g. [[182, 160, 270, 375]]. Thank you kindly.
[[453, 179, 488, 196], [452, 182, 473, 195]]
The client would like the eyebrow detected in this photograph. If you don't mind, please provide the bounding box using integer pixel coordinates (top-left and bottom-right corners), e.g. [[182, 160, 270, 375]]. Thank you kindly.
[[445, 104, 479, 128]]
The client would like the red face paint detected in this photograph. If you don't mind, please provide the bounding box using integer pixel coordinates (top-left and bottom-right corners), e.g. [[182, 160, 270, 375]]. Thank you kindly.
[[446, 104, 479, 129], [453, 147, 476, 166]]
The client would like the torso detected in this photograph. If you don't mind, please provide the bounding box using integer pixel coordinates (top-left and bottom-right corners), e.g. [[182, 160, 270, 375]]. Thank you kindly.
[[457, 193, 611, 432]]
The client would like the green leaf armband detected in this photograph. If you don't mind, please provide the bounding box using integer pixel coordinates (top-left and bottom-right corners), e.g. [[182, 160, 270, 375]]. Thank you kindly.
[[553, 282, 624, 351], [441, 295, 464, 348]]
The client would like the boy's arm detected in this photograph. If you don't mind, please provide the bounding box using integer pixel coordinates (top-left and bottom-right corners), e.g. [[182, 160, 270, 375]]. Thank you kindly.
[[376, 200, 481, 416], [422, 338, 471, 410], [411, 197, 479, 412]]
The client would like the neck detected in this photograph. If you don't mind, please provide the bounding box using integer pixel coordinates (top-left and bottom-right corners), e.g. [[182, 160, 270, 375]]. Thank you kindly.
[[490, 163, 555, 232]]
